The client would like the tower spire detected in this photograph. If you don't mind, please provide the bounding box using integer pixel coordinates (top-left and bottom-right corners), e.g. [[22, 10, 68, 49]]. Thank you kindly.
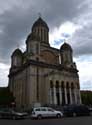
[[38, 12, 42, 18], [17, 43, 20, 48], [63, 38, 66, 43]]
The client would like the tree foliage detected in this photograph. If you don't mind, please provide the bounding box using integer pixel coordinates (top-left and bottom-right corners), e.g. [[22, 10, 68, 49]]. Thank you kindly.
[[81, 91, 92, 105], [0, 87, 15, 107]]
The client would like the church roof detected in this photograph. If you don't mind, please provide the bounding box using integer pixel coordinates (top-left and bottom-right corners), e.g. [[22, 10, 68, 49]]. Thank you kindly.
[[32, 17, 49, 31], [12, 48, 22, 57], [60, 42, 72, 52]]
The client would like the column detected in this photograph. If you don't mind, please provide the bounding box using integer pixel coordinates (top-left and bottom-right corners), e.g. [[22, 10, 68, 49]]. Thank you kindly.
[[74, 88, 77, 104], [76, 88, 78, 104], [59, 87, 62, 105], [53, 85, 57, 105], [49, 88, 52, 104], [69, 87, 73, 104], [78, 89, 82, 104], [71, 89, 74, 104], [64, 87, 68, 105]]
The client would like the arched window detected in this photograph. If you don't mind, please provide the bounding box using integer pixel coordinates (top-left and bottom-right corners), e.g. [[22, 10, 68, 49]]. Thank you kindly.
[[61, 81, 65, 105], [61, 81, 64, 89], [76, 83, 80, 89], [13, 56, 17, 66], [71, 82, 74, 89], [56, 81, 60, 105], [71, 82, 75, 104], [56, 81, 59, 88], [50, 80, 53, 88], [66, 82, 70, 104], [66, 82, 69, 89]]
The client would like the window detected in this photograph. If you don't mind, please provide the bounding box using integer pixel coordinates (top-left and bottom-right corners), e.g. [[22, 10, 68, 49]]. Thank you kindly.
[[48, 108, 54, 112], [56, 81, 59, 88], [50, 80, 53, 88], [61, 81, 64, 88], [13, 57, 17, 66], [71, 82, 74, 89], [41, 108, 47, 111], [66, 82, 69, 89], [35, 108, 40, 111], [77, 83, 79, 89]]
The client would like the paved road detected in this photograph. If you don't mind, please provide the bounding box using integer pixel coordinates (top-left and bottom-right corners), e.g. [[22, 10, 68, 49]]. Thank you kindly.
[[0, 116, 92, 125]]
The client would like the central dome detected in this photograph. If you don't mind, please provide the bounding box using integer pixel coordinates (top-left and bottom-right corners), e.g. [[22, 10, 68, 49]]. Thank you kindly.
[[32, 17, 49, 31]]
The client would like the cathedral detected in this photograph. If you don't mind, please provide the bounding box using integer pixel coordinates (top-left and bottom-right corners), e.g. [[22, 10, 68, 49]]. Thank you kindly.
[[8, 17, 81, 108]]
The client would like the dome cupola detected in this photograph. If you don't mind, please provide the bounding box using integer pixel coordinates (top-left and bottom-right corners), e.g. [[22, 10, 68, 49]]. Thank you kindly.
[[31, 17, 49, 45], [60, 42, 72, 52], [60, 42, 73, 64], [11, 48, 23, 67], [12, 48, 22, 57], [32, 17, 49, 31]]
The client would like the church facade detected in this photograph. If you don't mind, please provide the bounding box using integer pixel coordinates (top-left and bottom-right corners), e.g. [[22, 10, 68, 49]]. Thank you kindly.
[[8, 17, 81, 108]]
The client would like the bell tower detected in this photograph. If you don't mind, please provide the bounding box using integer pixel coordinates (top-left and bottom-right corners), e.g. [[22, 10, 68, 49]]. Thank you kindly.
[[26, 16, 50, 57], [32, 17, 49, 46], [60, 42, 73, 65]]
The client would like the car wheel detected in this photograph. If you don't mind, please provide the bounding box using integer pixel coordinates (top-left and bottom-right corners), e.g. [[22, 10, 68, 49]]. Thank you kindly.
[[37, 115, 42, 120], [56, 114, 61, 118], [72, 112, 76, 117]]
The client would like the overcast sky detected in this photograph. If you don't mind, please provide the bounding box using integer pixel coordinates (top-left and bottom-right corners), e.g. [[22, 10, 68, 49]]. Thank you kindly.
[[0, 0, 92, 90]]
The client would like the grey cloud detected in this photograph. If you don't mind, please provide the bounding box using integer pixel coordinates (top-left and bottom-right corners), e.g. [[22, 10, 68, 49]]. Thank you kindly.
[[0, 0, 85, 64], [0, 6, 35, 63], [70, 23, 92, 56]]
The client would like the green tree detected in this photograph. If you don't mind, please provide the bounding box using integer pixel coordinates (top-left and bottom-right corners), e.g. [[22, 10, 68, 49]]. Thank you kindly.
[[81, 91, 92, 106], [0, 87, 15, 107]]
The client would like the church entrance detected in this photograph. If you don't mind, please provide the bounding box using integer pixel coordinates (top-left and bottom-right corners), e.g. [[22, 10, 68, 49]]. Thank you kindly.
[[61, 82, 65, 105], [66, 82, 70, 104], [56, 92, 60, 105], [56, 81, 60, 105]]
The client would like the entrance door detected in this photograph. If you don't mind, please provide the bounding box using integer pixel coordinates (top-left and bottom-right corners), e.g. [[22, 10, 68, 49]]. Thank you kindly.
[[56, 92, 60, 105], [62, 90, 65, 105]]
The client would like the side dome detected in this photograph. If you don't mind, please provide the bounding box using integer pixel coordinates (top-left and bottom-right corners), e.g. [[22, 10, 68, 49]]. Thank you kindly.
[[12, 48, 22, 57], [11, 48, 23, 68], [32, 17, 49, 31], [60, 42, 72, 52]]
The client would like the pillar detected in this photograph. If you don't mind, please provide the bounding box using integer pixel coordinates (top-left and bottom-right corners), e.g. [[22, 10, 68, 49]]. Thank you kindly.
[[64, 86, 68, 105], [53, 85, 57, 105], [59, 87, 62, 105], [78, 89, 82, 104], [74, 88, 77, 104], [69, 87, 73, 104], [49, 88, 53, 104]]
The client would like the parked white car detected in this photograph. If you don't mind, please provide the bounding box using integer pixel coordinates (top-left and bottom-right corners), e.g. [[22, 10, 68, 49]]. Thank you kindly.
[[31, 107, 63, 119]]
